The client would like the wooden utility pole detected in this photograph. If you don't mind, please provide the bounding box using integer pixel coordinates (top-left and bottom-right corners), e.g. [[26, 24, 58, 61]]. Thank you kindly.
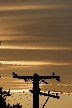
[[12, 72, 60, 108]]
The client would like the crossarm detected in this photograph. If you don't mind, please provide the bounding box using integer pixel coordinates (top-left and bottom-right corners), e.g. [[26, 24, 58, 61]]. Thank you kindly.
[[13, 75, 33, 80], [39, 76, 60, 79]]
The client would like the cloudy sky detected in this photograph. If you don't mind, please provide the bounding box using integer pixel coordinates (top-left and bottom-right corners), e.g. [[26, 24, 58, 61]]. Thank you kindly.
[[0, 0, 72, 107]]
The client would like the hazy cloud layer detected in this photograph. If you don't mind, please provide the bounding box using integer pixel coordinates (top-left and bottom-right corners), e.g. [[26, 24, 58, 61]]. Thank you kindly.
[[0, 0, 72, 92]]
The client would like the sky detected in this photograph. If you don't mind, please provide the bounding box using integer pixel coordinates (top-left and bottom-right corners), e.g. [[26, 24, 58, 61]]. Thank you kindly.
[[0, 0, 72, 107]]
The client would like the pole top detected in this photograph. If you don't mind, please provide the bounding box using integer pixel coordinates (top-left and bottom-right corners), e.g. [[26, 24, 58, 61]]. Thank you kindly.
[[34, 73, 39, 76]]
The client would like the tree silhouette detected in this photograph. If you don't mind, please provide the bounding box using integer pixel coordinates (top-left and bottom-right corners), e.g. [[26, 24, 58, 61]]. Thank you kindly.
[[0, 86, 22, 108]]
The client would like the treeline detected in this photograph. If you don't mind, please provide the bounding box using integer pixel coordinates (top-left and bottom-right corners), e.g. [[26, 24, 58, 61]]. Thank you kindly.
[[0, 87, 22, 108]]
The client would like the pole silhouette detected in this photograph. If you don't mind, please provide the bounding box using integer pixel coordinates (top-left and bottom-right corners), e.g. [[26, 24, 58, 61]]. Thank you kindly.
[[12, 72, 60, 108]]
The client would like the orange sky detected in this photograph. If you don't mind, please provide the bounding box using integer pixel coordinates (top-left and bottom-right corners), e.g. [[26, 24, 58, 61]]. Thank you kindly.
[[0, 0, 72, 107]]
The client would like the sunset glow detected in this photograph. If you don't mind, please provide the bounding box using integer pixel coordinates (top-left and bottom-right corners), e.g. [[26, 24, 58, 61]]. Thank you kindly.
[[0, 45, 72, 50], [0, 61, 72, 66]]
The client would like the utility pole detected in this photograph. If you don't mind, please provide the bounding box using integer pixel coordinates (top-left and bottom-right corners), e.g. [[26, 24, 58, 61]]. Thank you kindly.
[[12, 72, 60, 108]]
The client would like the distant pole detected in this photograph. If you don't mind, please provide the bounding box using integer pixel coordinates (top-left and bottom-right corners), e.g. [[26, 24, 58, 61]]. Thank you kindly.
[[0, 41, 1, 45], [0, 41, 1, 66]]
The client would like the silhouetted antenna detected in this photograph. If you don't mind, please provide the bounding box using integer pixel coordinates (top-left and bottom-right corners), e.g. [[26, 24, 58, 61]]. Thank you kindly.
[[12, 72, 60, 108]]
